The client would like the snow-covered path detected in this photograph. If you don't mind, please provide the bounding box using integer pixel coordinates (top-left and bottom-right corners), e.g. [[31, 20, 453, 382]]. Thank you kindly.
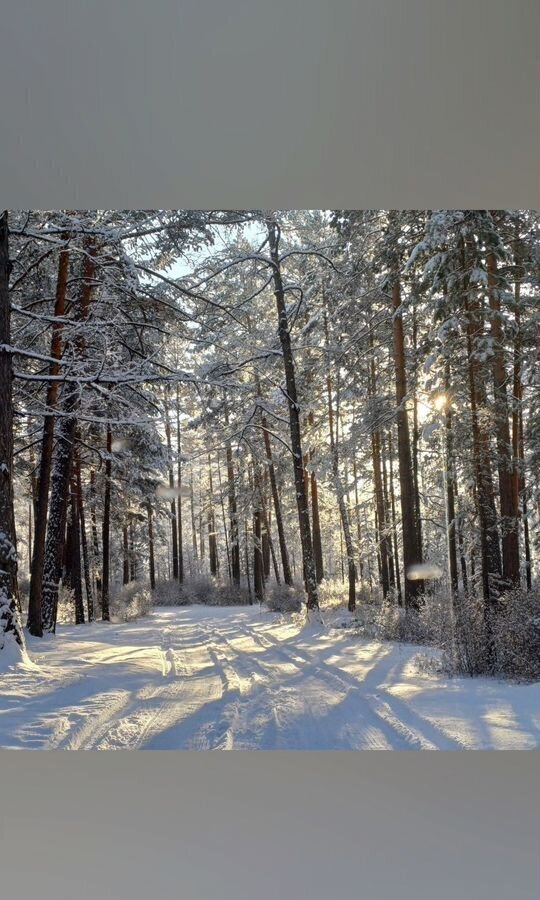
[[1, 606, 539, 749]]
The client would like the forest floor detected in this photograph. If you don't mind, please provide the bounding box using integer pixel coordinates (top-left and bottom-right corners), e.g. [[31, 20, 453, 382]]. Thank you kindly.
[[1, 605, 539, 749]]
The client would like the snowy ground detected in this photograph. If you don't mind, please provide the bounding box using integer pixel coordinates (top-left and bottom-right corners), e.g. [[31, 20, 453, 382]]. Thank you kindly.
[[1, 605, 539, 749]]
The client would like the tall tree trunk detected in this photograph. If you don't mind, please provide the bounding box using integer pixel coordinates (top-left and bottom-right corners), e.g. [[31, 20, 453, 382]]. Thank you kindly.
[[164, 395, 179, 580], [89, 468, 102, 601], [0, 211, 24, 648], [175, 386, 184, 582], [387, 429, 402, 605], [261, 468, 271, 579], [381, 433, 396, 592], [369, 331, 390, 598], [519, 406, 532, 590], [461, 238, 501, 660], [372, 429, 390, 599], [253, 461, 281, 585], [207, 454, 218, 577], [41, 239, 97, 632], [123, 526, 130, 584], [28, 499, 32, 576], [76, 452, 93, 621], [486, 247, 520, 585], [261, 414, 293, 586], [101, 424, 112, 622], [308, 411, 324, 583], [216, 452, 232, 583], [454, 478, 469, 595], [199, 474, 205, 564], [225, 435, 241, 586], [253, 504, 264, 602], [324, 322, 356, 612], [129, 522, 136, 581], [147, 502, 156, 590], [190, 467, 198, 571], [28, 233, 70, 636], [511, 235, 532, 588], [266, 218, 318, 609], [391, 267, 423, 608], [69, 467, 85, 624], [244, 518, 252, 604], [411, 297, 423, 556]]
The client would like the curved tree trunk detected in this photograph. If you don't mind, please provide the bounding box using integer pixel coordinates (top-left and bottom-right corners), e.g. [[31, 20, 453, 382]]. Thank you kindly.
[[266, 218, 318, 610]]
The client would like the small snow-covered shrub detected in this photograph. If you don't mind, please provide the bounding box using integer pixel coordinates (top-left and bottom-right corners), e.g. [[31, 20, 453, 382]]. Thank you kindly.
[[109, 582, 152, 622], [318, 578, 382, 612], [342, 588, 453, 648], [153, 579, 190, 607], [265, 584, 303, 613], [154, 576, 252, 607], [56, 584, 77, 624], [209, 581, 252, 606], [317, 579, 349, 609], [422, 588, 540, 681], [492, 588, 540, 681]]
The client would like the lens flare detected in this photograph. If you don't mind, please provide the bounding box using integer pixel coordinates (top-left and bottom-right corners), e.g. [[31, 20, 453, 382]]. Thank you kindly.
[[406, 563, 443, 581]]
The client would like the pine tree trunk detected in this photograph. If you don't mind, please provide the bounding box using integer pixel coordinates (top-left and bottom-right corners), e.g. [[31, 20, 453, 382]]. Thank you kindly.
[[442, 366, 459, 599], [41, 386, 79, 633], [190, 468, 198, 571], [41, 239, 97, 632], [253, 462, 281, 585], [123, 526, 130, 584], [381, 433, 396, 592], [461, 238, 501, 660], [244, 518, 252, 604], [28, 235, 70, 636], [164, 396, 179, 580], [261, 414, 293, 586], [147, 502, 156, 590], [175, 386, 184, 582], [69, 468, 85, 624], [486, 248, 520, 585], [89, 468, 102, 601], [266, 219, 318, 609], [391, 271, 423, 609], [519, 407, 532, 590], [454, 478, 469, 595], [411, 298, 423, 556], [372, 429, 390, 599], [368, 333, 391, 598], [352, 452, 363, 583], [216, 452, 232, 583], [76, 452, 93, 621], [101, 424, 112, 622], [129, 523, 136, 581], [324, 330, 356, 612], [511, 236, 532, 587], [253, 505, 264, 602], [225, 438, 241, 586], [308, 411, 324, 583], [387, 429, 402, 605], [207, 454, 218, 577], [0, 211, 24, 649]]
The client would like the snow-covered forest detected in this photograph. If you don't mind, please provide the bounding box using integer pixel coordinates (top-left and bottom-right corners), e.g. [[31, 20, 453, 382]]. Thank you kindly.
[[1, 209, 539, 749]]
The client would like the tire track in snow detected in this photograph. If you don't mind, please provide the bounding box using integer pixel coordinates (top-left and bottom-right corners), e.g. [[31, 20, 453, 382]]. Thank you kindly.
[[242, 622, 467, 749]]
